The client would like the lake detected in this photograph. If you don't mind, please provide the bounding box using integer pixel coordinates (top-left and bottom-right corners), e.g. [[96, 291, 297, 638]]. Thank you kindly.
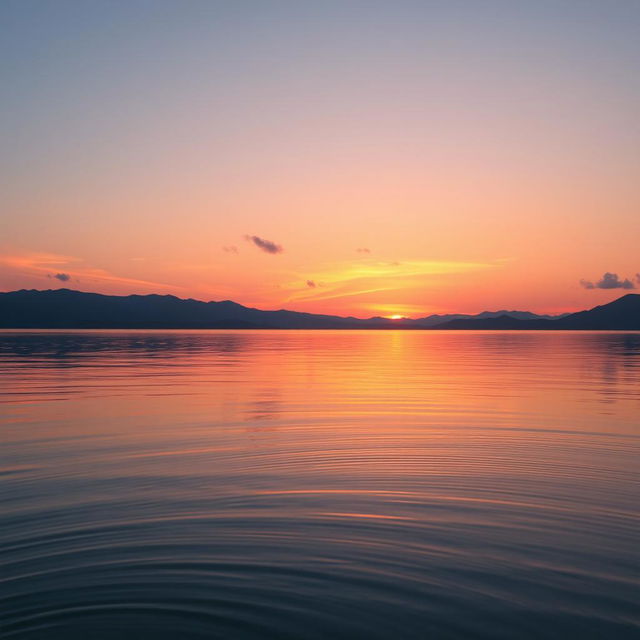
[[1, 330, 639, 639]]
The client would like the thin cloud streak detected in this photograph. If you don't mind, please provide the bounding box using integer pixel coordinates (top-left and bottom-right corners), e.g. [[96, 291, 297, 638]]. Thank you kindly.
[[292, 286, 400, 304], [0, 252, 178, 291], [284, 258, 496, 304]]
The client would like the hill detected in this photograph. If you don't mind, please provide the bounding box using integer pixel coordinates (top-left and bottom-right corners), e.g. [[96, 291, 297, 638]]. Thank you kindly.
[[0, 289, 637, 330], [0, 289, 369, 329], [432, 294, 640, 330]]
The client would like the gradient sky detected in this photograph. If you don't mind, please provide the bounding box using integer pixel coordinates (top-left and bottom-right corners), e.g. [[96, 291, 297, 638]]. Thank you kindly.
[[1, 0, 639, 317]]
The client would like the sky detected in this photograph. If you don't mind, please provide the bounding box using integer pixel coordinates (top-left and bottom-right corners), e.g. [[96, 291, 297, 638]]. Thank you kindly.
[[1, 0, 639, 317]]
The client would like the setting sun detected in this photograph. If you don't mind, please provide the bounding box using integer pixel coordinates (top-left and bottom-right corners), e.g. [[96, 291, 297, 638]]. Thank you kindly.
[[1, 3, 639, 639]]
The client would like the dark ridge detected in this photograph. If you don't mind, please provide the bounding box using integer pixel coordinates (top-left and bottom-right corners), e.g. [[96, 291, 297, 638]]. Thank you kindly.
[[0, 289, 638, 330], [431, 294, 640, 330]]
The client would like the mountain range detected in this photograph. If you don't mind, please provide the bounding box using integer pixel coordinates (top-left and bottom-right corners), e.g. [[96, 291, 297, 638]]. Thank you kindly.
[[0, 288, 638, 330]]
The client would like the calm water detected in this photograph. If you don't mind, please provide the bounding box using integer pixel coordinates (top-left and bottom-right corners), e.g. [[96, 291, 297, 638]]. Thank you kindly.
[[1, 330, 639, 639]]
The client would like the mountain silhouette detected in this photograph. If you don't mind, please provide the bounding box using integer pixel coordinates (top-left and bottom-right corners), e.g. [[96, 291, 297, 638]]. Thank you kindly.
[[410, 309, 567, 327], [433, 294, 640, 330], [0, 289, 368, 329], [0, 289, 638, 330]]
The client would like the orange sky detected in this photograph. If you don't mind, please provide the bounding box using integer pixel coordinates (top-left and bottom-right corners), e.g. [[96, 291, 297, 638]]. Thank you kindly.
[[1, 2, 639, 317]]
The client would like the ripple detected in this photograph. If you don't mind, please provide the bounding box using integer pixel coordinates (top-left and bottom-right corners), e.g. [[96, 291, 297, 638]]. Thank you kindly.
[[1, 330, 639, 638]]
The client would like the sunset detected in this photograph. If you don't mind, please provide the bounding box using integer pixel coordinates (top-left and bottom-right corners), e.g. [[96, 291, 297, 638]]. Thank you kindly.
[[2, 2, 639, 317], [1, 2, 639, 639]]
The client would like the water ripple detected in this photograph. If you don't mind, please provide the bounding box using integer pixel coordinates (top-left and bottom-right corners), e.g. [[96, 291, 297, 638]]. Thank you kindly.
[[1, 330, 639, 638]]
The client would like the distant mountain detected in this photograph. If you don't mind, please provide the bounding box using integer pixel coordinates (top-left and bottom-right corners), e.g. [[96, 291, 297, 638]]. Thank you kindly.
[[432, 294, 640, 330], [432, 315, 551, 330], [412, 309, 566, 327], [551, 294, 640, 330], [0, 289, 371, 329], [0, 289, 637, 330]]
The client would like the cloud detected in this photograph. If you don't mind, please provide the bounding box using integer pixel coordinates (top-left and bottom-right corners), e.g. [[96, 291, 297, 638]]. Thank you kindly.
[[637, 273, 640, 284], [244, 235, 283, 254], [580, 272, 636, 290], [222, 245, 238, 254], [306, 280, 316, 288], [283, 258, 497, 304], [356, 248, 371, 254], [0, 251, 176, 291]]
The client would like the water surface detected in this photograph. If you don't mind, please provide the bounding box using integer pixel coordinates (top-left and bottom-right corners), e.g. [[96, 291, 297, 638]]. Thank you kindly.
[[1, 330, 639, 639]]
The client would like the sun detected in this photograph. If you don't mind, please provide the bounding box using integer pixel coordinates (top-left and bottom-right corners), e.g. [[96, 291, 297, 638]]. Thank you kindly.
[[388, 314, 405, 320]]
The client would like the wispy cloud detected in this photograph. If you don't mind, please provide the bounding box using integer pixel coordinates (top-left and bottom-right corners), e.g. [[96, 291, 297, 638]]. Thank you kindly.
[[284, 258, 497, 304], [580, 272, 636, 290], [222, 245, 238, 254], [306, 280, 316, 288], [356, 248, 371, 254], [0, 252, 176, 290], [244, 235, 283, 254]]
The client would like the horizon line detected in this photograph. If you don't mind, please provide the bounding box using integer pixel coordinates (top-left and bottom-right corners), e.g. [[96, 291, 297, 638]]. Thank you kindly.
[[3, 286, 637, 322]]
